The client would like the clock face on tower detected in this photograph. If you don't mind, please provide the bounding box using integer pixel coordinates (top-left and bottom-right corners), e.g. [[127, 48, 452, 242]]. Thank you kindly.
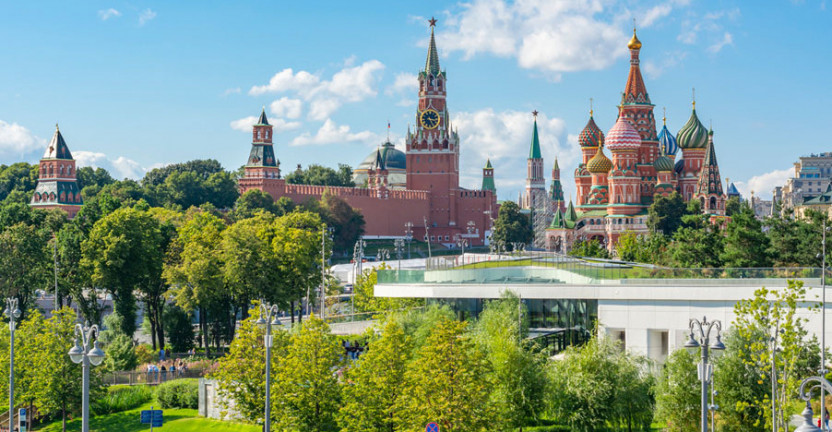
[[420, 109, 440, 129]]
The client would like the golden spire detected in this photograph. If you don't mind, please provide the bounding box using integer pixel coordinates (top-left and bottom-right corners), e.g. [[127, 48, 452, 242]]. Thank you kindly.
[[628, 19, 642, 50], [692, 87, 696, 110], [589, 97, 594, 117], [662, 107, 666, 125]]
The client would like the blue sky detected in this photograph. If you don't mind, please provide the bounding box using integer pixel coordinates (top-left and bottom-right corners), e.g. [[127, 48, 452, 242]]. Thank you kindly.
[[0, 0, 829, 201]]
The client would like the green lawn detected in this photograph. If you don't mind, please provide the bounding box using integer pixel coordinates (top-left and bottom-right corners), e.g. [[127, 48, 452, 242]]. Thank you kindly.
[[36, 401, 260, 432]]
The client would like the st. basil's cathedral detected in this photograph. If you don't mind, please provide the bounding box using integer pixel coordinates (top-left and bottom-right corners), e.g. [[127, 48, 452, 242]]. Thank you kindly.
[[544, 28, 726, 252]]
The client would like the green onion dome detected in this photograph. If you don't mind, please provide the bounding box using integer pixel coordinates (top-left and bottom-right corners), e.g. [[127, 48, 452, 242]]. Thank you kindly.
[[654, 154, 674, 172], [677, 108, 709, 149]]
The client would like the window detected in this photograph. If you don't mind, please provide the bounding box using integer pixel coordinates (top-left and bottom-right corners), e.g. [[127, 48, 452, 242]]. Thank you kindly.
[[430, 236, 435, 242]]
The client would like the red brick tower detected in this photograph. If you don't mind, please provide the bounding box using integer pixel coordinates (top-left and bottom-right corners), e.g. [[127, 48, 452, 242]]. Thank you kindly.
[[405, 17, 460, 231], [618, 27, 658, 202], [30, 125, 83, 219], [239, 108, 284, 197]]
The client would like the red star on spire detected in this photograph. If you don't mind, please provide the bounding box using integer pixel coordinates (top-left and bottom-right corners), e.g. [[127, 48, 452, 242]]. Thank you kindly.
[[429, 17, 437, 27], [532, 110, 539, 118]]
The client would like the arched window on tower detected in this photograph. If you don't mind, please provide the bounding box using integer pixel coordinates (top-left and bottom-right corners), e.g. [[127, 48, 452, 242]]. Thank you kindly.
[[257, 130, 262, 140]]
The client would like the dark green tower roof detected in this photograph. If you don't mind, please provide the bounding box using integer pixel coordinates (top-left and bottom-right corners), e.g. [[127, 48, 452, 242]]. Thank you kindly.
[[529, 116, 542, 159], [425, 18, 441, 75], [256, 107, 270, 126]]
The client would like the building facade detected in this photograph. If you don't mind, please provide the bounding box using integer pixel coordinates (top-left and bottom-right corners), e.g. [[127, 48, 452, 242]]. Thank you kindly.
[[545, 29, 727, 252], [239, 20, 498, 245], [30, 125, 83, 219]]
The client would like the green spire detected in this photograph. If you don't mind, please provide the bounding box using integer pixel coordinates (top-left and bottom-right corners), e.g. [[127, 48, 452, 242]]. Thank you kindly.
[[553, 157, 559, 171], [484, 158, 493, 169], [566, 200, 577, 221], [256, 106, 269, 125], [549, 207, 564, 229], [482, 159, 496, 192], [529, 112, 542, 159], [425, 18, 441, 75]]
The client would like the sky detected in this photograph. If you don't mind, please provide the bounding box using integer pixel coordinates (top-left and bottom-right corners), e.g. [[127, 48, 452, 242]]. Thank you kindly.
[[0, 0, 830, 201]]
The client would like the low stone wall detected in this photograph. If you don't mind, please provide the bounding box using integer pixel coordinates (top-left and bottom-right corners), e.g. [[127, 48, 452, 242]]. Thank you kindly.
[[198, 378, 243, 421]]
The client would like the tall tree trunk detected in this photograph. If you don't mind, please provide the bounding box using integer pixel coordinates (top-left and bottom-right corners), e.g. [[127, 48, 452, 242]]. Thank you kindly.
[[155, 297, 165, 350], [290, 301, 295, 324], [200, 307, 210, 357], [149, 309, 158, 351]]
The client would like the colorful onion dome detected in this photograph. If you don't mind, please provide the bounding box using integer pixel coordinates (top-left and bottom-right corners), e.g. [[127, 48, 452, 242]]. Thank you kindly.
[[674, 157, 684, 174], [628, 28, 642, 50], [658, 124, 678, 156], [677, 108, 709, 149], [578, 115, 604, 147], [605, 117, 641, 151], [586, 145, 613, 173], [654, 155, 674, 172]]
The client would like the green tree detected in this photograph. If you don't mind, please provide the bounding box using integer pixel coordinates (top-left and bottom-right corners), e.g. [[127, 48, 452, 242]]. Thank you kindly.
[[82, 207, 164, 337], [212, 305, 288, 424], [724, 196, 741, 217], [492, 201, 532, 249], [318, 192, 365, 253], [721, 203, 772, 267], [273, 211, 325, 323], [730, 280, 820, 431], [75, 166, 115, 190], [0, 162, 38, 202], [233, 189, 283, 220], [30, 308, 104, 431], [403, 319, 494, 432], [472, 294, 546, 431], [221, 212, 282, 316], [164, 210, 228, 355], [273, 316, 342, 432], [569, 238, 610, 259], [353, 264, 422, 313], [712, 328, 769, 432], [0, 222, 51, 315], [615, 231, 669, 264], [286, 163, 356, 187], [338, 319, 410, 432], [670, 214, 724, 268], [655, 349, 700, 432], [547, 334, 654, 432], [647, 192, 687, 235], [99, 312, 138, 372], [164, 304, 195, 353]]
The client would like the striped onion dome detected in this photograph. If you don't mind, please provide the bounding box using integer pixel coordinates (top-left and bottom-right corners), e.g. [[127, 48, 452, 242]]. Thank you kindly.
[[654, 155, 674, 172], [677, 108, 709, 149], [578, 115, 604, 147], [658, 124, 678, 156], [586, 145, 613, 173], [605, 117, 641, 151]]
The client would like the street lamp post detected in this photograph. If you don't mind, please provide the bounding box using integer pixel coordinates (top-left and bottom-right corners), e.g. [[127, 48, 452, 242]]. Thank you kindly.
[[5, 299, 20, 432], [377, 249, 390, 263], [68, 322, 105, 432], [255, 302, 282, 432], [455, 235, 468, 265], [423, 217, 432, 259], [352, 239, 366, 314], [405, 222, 413, 260], [394, 239, 405, 273], [685, 316, 726, 432], [821, 220, 829, 431]]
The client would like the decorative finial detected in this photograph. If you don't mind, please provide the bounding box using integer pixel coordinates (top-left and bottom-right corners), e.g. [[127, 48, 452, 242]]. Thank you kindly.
[[55, 123, 59, 132], [589, 98, 594, 117], [429, 17, 437, 27], [692, 87, 696, 110], [598, 136, 603, 149], [662, 107, 666, 125], [532, 110, 539, 119], [633, 18, 637, 33]]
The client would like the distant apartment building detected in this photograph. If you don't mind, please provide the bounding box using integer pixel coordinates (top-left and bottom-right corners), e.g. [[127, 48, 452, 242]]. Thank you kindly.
[[780, 152, 832, 212]]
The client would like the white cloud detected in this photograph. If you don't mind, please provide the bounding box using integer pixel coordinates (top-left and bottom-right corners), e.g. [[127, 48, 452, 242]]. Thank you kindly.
[[249, 60, 385, 120], [290, 119, 377, 147], [386, 72, 418, 96], [439, 0, 698, 75], [734, 168, 792, 200], [452, 108, 579, 197], [0, 120, 45, 159], [222, 87, 241, 96], [138, 9, 157, 26], [98, 8, 121, 20], [270, 97, 303, 120], [74, 151, 146, 180], [678, 8, 739, 47], [707, 32, 733, 53], [230, 115, 301, 133]]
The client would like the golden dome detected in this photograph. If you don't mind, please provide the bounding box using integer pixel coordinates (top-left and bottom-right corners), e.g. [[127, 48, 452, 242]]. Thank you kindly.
[[628, 29, 642, 50], [587, 144, 612, 174]]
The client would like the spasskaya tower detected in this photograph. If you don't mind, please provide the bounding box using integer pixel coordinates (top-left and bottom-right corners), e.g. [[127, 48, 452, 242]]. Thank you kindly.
[[405, 17, 461, 230]]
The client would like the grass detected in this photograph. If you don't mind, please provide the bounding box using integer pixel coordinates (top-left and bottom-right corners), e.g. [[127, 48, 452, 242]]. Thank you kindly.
[[36, 400, 259, 432]]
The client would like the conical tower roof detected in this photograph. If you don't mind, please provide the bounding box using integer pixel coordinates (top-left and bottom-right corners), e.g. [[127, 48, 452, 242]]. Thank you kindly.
[[565, 200, 577, 221], [694, 131, 724, 196], [425, 18, 441, 75], [43, 124, 73, 160], [622, 28, 650, 105], [256, 107, 270, 126], [529, 115, 542, 159]]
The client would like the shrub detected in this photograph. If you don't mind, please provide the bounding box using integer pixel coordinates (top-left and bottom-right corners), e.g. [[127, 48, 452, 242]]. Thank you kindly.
[[164, 304, 195, 353], [135, 344, 156, 366], [92, 385, 154, 415], [156, 379, 199, 409], [104, 333, 137, 372]]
